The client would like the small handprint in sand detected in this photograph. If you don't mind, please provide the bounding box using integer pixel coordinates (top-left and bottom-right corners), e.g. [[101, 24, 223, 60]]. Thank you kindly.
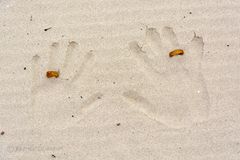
[[31, 41, 103, 129], [123, 27, 210, 128]]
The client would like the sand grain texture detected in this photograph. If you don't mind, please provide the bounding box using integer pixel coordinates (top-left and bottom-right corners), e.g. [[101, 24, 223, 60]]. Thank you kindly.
[[0, 0, 240, 159]]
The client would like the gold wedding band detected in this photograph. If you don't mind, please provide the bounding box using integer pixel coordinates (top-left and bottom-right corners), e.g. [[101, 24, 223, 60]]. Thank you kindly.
[[169, 49, 184, 57], [46, 71, 59, 78]]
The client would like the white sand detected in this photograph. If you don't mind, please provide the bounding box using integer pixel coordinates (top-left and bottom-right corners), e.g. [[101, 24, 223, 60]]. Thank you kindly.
[[1, 0, 240, 159]]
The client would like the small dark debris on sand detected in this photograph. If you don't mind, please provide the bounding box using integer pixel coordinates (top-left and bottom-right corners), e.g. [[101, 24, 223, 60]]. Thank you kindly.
[[51, 154, 56, 158], [116, 123, 121, 126], [44, 27, 52, 32], [1, 131, 5, 135]]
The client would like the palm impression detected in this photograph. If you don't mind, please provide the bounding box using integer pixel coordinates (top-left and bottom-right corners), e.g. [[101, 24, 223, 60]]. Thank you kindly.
[[123, 27, 210, 128], [31, 41, 103, 129]]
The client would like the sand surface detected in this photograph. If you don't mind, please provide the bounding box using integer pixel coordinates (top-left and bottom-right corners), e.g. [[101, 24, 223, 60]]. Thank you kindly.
[[1, 0, 240, 159]]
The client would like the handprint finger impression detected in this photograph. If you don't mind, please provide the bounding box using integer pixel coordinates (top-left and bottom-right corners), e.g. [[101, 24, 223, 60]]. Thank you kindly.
[[124, 27, 210, 128], [31, 41, 103, 129]]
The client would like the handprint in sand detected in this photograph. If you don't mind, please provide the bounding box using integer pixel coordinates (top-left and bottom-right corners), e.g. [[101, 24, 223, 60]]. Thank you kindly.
[[123, 27, 210, 128], [31, 41, 103, 129]]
